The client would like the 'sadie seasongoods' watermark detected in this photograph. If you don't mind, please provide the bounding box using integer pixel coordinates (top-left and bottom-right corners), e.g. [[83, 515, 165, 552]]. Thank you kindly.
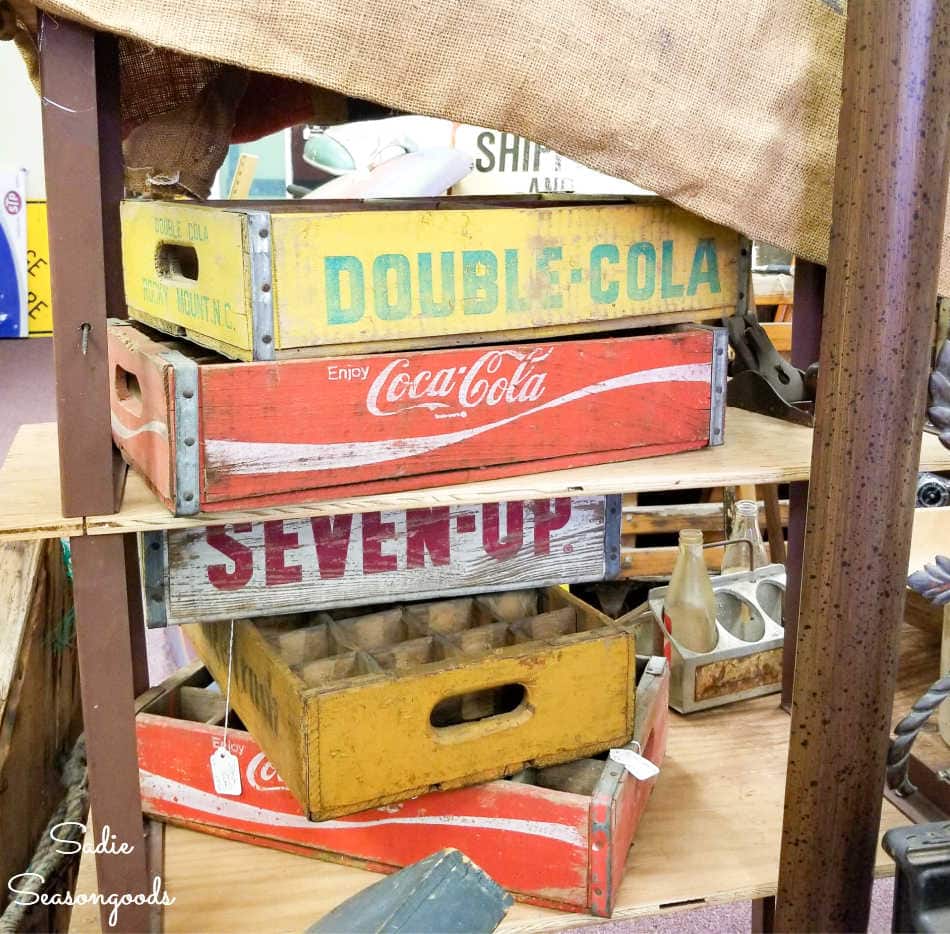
[[7, 822, 175, 928]]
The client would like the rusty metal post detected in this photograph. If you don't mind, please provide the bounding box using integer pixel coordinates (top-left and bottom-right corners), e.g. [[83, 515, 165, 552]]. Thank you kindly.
[[780, 260, 824, 710], [39, 15, 154, 930], [71, 534, 151, 931], [751, 895, 776, 934], [775, 2, 950, 930]]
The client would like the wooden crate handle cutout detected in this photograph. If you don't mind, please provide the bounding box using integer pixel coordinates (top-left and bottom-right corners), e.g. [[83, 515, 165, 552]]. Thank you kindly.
[[155, 242, 200, 282], [113, 364, 144, 417], [430, 682, 532, 743]]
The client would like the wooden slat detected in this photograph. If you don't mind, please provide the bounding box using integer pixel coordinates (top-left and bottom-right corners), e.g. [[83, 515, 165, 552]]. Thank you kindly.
[[0, 542, 43, 719], [760, 322, 792, 353], [759, 484, 788, 565], [620, 544, 725, 578], [0, 540, 82, 920], [752, 271, 795, 307], [621, 500, 788, 535], [903, 587, 946, 636], [159, 499, 608, 625]]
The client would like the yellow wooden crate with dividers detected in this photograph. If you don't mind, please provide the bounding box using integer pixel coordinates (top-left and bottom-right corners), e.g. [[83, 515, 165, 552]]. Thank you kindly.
[[120, 196, 741, 361], [185, 586, 637, 820]]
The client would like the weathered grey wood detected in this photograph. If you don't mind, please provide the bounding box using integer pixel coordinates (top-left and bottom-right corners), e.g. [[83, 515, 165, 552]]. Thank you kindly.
[[152, 498, 609, 625]]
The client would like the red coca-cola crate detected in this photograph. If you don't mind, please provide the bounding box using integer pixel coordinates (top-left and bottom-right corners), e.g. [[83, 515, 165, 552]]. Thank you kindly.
[[136, 656, 669, 917], [108, 320, 725, 515]]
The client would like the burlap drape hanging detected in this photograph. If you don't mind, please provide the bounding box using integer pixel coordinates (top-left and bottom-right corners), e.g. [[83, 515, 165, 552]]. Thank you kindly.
[[7, 0, 950, 292]]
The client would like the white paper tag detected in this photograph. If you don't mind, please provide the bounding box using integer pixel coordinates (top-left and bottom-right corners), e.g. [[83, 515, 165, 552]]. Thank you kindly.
[[210, 747, 242, 796], [609, 745, 660, 782]]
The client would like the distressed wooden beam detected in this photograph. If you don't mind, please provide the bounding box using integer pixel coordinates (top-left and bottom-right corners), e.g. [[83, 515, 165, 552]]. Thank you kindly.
[[775, 1, 950, 929]]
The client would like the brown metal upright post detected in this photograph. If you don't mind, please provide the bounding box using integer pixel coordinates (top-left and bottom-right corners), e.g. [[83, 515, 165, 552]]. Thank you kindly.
[[39, 16, 153, 930], [39, 18, 123, 517], [775, 2, 950, 930], [71, 535, 152, 932]]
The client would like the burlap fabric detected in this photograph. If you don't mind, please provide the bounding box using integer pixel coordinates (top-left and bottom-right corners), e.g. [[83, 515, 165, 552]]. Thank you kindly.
[[7, 0, 950, 291]]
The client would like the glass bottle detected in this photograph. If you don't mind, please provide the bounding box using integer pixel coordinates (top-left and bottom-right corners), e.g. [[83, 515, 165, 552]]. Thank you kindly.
[[663, 529, 719, 654], [721, 500, 769, 574]]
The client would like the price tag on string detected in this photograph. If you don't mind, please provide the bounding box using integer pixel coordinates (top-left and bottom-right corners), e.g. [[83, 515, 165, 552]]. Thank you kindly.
[[209, 620, 242, 797], [211, 746, 242, 796], [609, 742, 660, 781]]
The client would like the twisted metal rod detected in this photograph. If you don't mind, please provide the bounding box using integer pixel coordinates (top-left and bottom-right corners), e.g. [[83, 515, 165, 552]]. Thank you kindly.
[[887, 677, 950, 795]]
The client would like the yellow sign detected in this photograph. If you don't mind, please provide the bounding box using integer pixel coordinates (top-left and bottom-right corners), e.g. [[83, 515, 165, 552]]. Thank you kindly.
[[26, 202, 52, 337]]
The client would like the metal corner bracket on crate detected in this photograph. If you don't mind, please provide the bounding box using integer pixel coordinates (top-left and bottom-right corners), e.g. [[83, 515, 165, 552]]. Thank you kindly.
[[246, 211, 276, 362], [647, 563, 786, 713], [708, 325, 728, 446], [166, 350, 200, 515], [140, 495, 623, 628]]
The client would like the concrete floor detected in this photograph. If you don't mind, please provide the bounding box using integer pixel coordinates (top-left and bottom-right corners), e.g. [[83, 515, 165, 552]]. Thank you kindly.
[[0, 336, 900, 931], [0, 336, 56, 460]]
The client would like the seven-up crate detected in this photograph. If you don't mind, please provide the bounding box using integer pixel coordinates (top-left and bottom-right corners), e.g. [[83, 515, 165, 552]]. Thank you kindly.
[[185, 587, 638, 820], [108, 319, 726, 515], [141, 496, 621, 627], [120, 196, 743, 361]]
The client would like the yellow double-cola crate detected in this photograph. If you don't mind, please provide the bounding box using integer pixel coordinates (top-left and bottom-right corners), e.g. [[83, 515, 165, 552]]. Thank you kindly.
[[121, 196, 742, 361]]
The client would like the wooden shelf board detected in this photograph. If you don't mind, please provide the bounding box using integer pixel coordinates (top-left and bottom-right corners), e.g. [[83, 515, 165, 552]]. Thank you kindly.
[[68, 690, 905, 934], [5, 410, 949, 544], [0, 424, 83, 541], [907, 505, 950, 574]]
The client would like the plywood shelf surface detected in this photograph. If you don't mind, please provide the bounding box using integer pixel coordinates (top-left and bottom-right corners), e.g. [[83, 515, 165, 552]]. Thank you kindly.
[[907, 505, 950, 574], [68, 690, 904, 934], [4, 408, 950, 542]]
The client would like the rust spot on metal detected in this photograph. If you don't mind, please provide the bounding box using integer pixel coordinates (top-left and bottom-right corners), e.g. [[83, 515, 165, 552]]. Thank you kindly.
[[694, 648, 782, 701]]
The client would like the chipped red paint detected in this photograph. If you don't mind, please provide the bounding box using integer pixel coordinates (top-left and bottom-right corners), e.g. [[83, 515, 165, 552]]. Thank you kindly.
[[108, 322, 718, 514], [136, 661, 670, 916]]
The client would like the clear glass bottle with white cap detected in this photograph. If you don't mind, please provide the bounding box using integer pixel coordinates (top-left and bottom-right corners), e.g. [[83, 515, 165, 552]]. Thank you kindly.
[[721, 500, 769, 574]]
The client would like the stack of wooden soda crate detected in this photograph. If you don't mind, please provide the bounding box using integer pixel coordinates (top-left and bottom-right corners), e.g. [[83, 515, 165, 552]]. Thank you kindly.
[[111, 194, 741, 916]]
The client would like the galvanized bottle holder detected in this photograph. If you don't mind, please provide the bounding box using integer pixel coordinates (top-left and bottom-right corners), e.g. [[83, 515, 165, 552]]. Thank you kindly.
[[647, 546, 786, 713]]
